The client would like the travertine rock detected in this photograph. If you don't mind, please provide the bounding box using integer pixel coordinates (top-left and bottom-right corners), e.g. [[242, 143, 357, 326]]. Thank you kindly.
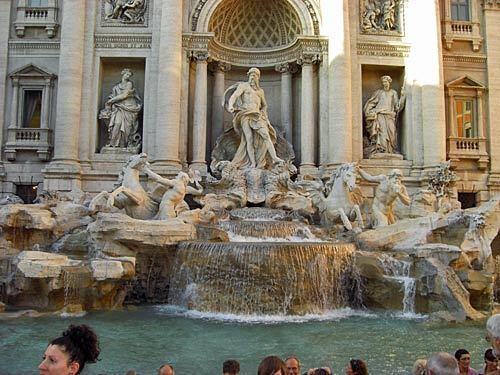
[[14, 251, 69, 278], [87, 212, 196, 256]]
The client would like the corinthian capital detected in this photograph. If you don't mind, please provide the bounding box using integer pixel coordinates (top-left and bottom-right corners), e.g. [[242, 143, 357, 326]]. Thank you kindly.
[[210, 61, 231, 73], [297, 54, 320, 66], [275, 62, 298, 74], [191, 50, 210, 62]]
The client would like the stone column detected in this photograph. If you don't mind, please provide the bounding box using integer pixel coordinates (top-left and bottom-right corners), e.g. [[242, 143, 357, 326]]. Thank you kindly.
[[321, 0, 352, 166], [211, 61, 230, 151], [8, 78, 19, 129], [298, 55, 317, 172], [190, 51, 209, 174], [405, 0, 446, 167], [448, 91, 456, 137], [484, 3, 500, 186], [477, 91, 484, 138], [275, 63, 294, 144], [41, 78, 51, 129], [154, 0, 183, 171], [51, 1, 86, 164], [0, 0, 11, 174]]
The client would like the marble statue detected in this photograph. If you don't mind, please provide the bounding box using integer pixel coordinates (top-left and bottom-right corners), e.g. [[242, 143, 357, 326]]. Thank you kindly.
[[144, 168, 203, 220], [363, 75, 405, 157], [427, 161, 460, 213], [358, 167, 410, 227], [99, 69, 142, 151], [299, 163, 364, 231], [362, 0, 381, 31], [486, 314, 500, 358], [224, 67, 284, 170], [264, 160, 314, 214], [90, 153, 158, 220], [104, 0, 146, 23]]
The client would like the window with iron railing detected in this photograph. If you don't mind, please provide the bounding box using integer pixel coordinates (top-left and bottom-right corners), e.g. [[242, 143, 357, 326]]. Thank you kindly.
[[455, 99, 475, 138]]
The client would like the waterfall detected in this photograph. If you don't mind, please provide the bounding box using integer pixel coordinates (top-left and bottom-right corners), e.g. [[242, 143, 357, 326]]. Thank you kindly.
[[62, 266, 89, 309], [168, 242, 360, 315], [380, 255, 416, 315]]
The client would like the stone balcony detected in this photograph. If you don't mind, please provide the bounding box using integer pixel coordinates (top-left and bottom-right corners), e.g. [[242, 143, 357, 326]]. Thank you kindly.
[[14, 6, 58, 38], [442, 20, 482, 51], [4, 128, 52, 161], [447, 136, 489, 170]]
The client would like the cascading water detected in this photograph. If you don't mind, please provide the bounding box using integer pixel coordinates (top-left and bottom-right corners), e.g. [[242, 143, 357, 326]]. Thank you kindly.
[[380, 255, 416, 315], [62, 266, 89, 309]]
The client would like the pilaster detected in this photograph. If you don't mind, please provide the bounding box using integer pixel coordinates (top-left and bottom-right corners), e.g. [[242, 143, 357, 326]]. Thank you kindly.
[[0, 0, 11, 177]]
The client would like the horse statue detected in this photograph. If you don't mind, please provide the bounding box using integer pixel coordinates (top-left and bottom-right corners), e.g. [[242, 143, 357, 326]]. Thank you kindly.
[[299, 163, 364, 231], [89, 153, 158, 220]]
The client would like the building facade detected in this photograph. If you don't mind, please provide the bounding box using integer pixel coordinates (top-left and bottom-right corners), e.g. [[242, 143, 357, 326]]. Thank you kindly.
[[0, 0, 499, 206]]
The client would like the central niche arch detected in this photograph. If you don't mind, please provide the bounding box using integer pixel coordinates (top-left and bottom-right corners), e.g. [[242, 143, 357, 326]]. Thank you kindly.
[[208, 0, 303, 50]]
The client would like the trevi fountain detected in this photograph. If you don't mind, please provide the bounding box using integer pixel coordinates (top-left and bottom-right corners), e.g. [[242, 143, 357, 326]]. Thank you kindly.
[[0, 67, 498, 374], [0, 0, 500, 373]]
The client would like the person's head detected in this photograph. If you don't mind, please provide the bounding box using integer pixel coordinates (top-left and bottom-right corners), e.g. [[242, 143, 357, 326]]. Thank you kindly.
[[285, 356, 300, 375], [158, 364, 175, 375], [223, 359, 240, 375], [258, 356, 287, 375], [487, 314, 500, 354], [412, 359, 427, 375], [426, 352, 459, 375], [345, 359, 368, 375], [125, 371, 137, 375], [454, 349, 471, 371], [484, 348, 499, 372], [247, 68, 261, 86], [176, 171, 191, 185], [38, 324, 100, 375], [309, 367, 332, 375], [121, 68, 133, 79], [381, 75, 392, 90], [389, 169, 403, 182]]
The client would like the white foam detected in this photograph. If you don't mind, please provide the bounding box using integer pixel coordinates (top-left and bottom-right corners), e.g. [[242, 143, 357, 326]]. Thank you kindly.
[[227, 232, 325, 243], [154, 305, 377, 324]]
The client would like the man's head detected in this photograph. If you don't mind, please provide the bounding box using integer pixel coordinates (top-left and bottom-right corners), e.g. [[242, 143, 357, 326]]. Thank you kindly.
[[486, 314, 500, 355], [389, 168, 403, 182], [285, 356, 300, 375], [223, 359, 240, 375], [247, 67, 261, 87], [381, 75, 392, 91], [426, 352, 459, 375], [158, 364, 175, 375]]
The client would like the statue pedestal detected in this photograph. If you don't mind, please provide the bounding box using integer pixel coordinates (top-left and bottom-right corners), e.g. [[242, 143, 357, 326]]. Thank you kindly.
[[100, 146, 138, 156], [370, 153, 404, 161]]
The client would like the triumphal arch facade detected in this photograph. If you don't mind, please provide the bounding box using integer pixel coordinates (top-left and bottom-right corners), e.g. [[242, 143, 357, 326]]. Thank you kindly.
[[0, 0, 499, 207]]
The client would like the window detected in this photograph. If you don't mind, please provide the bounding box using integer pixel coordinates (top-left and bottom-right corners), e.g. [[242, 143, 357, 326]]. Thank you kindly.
[[15, 184, 38, 204], [27, 0, 48, 7], [451, 0, 470, 21], [23, 90, 42, 128], [455, 99, 475, 138]]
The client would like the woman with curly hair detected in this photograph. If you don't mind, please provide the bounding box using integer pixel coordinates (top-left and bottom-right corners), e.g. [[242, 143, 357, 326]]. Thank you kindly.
[[38, 324, 100, 375]]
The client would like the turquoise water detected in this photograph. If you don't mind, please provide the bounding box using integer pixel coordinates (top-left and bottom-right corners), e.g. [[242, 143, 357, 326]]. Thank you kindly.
[[0, 306, 488, 375]]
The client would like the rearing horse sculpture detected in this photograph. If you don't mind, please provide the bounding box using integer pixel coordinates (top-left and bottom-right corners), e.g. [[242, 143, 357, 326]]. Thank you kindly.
[[301, 163, 364, 231], [89, 153, 158, 219]]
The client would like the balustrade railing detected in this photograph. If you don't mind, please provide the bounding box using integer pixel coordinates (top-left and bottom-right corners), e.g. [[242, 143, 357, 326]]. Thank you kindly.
[[24, 7, 49, 20], [4, 127, 52, 161], [451, 21, 473, 35]]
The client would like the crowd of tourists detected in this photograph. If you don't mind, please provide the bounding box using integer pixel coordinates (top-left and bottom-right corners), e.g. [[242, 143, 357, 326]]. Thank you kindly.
[[38, 315, 500, 375]]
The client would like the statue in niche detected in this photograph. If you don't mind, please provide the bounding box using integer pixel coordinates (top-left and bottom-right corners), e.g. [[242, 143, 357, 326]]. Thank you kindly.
[[104, 0, 146, 24], [363, 75, 405, 157], [358, 167, 410, 228], [224, 67, 284, 170], [99, 68, 142, 152]]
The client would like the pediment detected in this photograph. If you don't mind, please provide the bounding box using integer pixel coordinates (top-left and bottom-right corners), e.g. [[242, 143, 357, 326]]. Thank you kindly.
[[446, 75, 485, 90], [9, 64, 56, 79]]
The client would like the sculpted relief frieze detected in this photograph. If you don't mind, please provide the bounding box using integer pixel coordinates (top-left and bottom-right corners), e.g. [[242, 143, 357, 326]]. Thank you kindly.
[[356, 42, 410, 58], [483, 0, 500, 9], [102, 0, 149, 27], [360, 0, 403, 35]]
